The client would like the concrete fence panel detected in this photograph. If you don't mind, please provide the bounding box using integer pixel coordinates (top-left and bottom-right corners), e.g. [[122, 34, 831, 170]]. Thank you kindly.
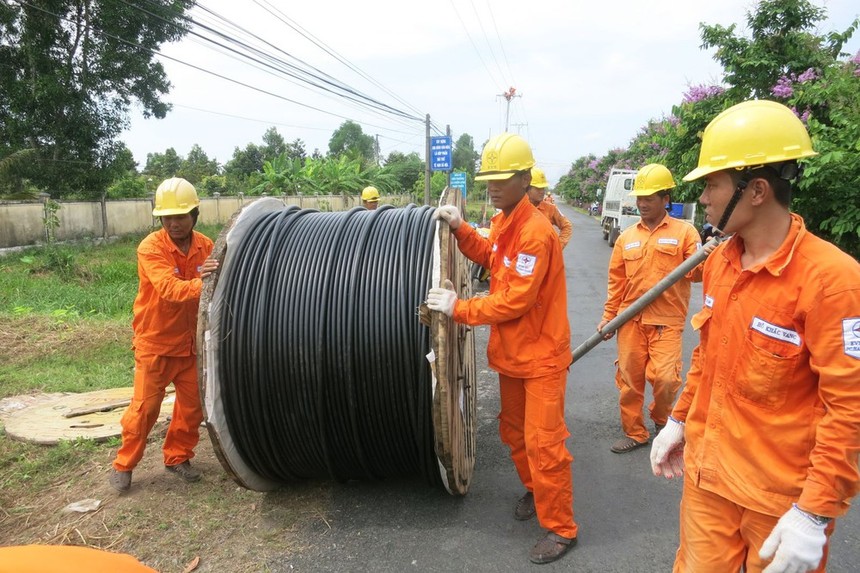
[[55, 202, 102, 242], [0, 194, 416, 250], [105, 200, 154, 237], [0, 203, 46, 248]]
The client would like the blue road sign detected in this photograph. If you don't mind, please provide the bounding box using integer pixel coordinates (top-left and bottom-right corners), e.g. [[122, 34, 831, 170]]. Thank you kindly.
[[450, 171, 467, 198], [430, 136, 452, 171]]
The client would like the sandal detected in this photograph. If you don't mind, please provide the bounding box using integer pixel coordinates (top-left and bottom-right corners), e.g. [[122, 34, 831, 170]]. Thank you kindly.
[[514, 491, 536, 521], [610, 436, 648, 454], [529, 531, 577, 564]]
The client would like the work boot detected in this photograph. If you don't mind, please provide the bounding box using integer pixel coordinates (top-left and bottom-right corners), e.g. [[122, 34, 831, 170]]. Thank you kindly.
[[529, 531, 577, 564], [165, 460, 202, 482], [109, 469, 132, 492], [514, 491, 536, 521]]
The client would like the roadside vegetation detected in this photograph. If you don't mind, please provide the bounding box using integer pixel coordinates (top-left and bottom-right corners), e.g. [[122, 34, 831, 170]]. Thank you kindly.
[[0, 225, 329, 571], [558, 0, 860, 257]]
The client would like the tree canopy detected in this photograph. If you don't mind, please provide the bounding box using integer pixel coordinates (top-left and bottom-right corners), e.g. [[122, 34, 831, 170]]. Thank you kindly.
[[558, 0, 859, 256], [328, 121, 377, 166], [0, 0, 194, 198]]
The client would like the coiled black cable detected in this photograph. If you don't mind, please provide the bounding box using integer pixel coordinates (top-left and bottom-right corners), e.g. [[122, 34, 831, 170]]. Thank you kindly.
[[217, 203, 441, 487]]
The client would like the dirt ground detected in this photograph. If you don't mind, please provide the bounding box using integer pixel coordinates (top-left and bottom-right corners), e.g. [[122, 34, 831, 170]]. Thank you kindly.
[[0, 420, 333, 572]]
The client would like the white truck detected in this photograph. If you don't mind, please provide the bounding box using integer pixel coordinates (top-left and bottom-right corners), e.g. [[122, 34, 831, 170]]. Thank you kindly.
[[600, 168, 639, 247], [600, 168, 698, 247]]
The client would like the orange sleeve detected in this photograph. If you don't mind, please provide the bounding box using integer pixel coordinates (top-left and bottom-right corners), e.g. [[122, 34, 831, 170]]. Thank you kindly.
[[797, 287, 860, 517], [602, 239, 626, 322], [453, 233, 550, 325], [672, 342, 704, 423], [683, 225, 705, 283], [552, 207, 573, 248], [452, 224, 492, 269], [138, 245, 203, 303]]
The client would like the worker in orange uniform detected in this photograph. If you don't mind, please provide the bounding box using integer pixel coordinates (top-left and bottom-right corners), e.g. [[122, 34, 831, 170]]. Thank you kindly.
[[109, 177, 217, 492], [597, 164, 703, 454], [427, 133, 577, 565], [528, 167, 572, 249], [361, 185, 380, 210], [0, 545, 157, 573], [651, 100, 860, 572]]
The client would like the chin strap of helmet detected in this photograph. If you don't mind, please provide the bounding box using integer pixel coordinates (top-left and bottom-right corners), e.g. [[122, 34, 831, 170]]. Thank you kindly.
[[715, 160, 801, 235], [714, 178, 747, 236]]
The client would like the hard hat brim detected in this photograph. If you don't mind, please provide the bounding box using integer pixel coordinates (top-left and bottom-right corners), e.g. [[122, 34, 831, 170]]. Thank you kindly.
[[475, 170, 520, 181], [629, 187, 673, 196], [152, 206, 197, 216], [682, 165, 719, 182]]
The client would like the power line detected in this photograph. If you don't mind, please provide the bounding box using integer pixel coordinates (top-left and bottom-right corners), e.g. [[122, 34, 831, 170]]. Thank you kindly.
[[129, 0, 423, 125], [469, 0, 509, 87], [172, 103, 423, 138], [14, 0, 421, 131], [485, 0, 516, 87], [447, 0, 504, 90], [252, 0, 426, 120]]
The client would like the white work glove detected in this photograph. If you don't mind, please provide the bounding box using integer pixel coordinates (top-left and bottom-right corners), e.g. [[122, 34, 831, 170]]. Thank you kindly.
[[434, 205, 462, 230], [650, 417, 685, 479], [426, 279, 458, 317], [759, 505, 828, 573]]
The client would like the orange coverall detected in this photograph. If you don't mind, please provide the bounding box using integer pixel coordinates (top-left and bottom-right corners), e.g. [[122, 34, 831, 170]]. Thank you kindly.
[[113, 227, 214, 471], [671, 214, 860, 571], [0, 545, 156, 573], [536, 201, 573, 249], [452, 194, 576, 539], [602, 215, 702, 442]]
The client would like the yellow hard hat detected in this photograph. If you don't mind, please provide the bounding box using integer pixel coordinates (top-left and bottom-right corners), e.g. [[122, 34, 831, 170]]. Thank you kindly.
[[152, 177, 200, 216], [475, 133, 535, 181], [530, 167, 549, 189], [683, 99, 818, 182], [630, 164, 675, 196], [361, 186, 380, 202]]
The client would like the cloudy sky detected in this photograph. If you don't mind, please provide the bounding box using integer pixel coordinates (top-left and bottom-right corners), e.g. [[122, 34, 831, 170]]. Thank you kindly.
[[120, 0, 860, 185]]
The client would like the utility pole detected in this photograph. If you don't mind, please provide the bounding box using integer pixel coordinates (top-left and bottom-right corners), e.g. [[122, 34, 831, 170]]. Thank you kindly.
[[424, 114, 431, 206], [497, 86, 521, 131], [446, 124, 452, 189], [375, 134, 381, 166]]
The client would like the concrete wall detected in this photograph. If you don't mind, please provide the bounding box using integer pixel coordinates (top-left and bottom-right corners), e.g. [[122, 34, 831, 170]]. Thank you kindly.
[[0, 194, 415, 249]]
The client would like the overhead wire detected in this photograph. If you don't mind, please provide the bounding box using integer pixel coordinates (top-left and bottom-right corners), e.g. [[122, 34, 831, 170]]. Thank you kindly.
[[13, 0, 374, 124], [447, 0, 505, 91], [469, 0, 510, 88], [128, 0, 423, 127], [171, 104, 421, 138], [252, 0, 426, 120], [485, 0, 517, 87], [14, 0, 452, 166]]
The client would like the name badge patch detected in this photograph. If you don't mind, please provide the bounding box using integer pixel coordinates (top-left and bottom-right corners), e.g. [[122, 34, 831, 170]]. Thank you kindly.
[[842, 317, 860, 359], [704, 295, 714, 308], [657, 237, 679, 245], [624, 241, 640, 250], [516, 253, 537, 276], [750, 317, 801, 347]]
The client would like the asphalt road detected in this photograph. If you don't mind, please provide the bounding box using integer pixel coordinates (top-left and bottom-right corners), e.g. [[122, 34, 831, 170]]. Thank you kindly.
[[272, 204, 858, 572]]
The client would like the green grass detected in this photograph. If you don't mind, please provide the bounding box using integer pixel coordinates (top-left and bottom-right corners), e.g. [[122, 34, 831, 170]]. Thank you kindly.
[[0, 223, 223, 398], [0, 436, 102, 490]]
